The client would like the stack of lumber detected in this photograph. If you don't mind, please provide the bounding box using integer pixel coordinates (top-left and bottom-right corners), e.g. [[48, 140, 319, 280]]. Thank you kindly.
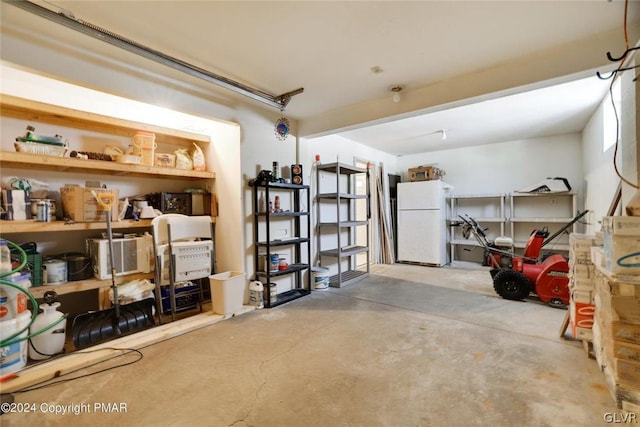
[[592, 216, 640, 410]]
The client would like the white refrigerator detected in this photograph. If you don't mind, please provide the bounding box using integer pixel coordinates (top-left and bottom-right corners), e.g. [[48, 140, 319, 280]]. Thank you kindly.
[[397, 180, 450, 266]]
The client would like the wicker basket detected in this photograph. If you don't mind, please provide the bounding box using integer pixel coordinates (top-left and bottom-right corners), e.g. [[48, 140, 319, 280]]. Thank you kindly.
[[14, 140, 67, 157]]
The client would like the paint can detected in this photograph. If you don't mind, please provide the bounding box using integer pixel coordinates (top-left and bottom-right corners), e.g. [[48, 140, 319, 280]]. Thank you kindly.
[[36, 200, 50, 222], [312, 266, 330, 290], [269, 254, 280, 272], [43, 259, 67, 285], [58, 253, 92, 281], [267, 283, 277, 304]]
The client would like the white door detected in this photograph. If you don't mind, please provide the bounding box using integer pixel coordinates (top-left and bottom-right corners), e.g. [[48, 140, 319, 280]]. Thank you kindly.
[[397, 209, 443, 264]]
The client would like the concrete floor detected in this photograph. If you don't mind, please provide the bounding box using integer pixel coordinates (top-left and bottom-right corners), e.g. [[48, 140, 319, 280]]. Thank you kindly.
[[3, 263, 618, 426]]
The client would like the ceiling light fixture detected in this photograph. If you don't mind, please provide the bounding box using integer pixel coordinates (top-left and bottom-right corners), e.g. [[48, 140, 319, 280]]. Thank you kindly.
[[390, 85, 403, 103]]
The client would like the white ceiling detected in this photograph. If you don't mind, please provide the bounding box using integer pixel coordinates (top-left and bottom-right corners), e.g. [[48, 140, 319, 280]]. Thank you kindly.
[[338, 76, 612, 155], [2, 1, 638, 155]]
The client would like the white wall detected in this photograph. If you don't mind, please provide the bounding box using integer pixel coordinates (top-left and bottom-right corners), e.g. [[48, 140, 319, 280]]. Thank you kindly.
[[582, 90, 619, 234], [1, 21, 397, 286], [0, 38, 248, 272], [396, 134, 584, 201], [301, 135, 398, 275], [620, 66, 639, 209], [581, 63, 639, 233]]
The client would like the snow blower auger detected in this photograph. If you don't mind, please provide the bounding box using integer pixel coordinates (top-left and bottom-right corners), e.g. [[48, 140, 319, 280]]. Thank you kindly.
[[455, 211, 588, 307]]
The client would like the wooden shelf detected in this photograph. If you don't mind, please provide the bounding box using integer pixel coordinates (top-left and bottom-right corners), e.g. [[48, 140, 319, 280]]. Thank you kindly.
[[0, 218, 153, 234], [29, 272, 155, 299], [0, 151, 214, 180], [0, 94, 210, 147]]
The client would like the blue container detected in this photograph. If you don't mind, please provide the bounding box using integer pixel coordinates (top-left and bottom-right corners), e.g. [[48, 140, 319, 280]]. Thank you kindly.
[[160, 284, 200, 314]]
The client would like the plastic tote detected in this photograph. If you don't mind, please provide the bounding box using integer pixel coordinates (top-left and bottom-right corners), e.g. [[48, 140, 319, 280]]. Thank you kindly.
[[209, 271, 246, 315]]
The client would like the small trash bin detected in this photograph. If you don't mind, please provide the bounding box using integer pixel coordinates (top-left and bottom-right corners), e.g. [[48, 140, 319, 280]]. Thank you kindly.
[[209, 271, 246, 315]]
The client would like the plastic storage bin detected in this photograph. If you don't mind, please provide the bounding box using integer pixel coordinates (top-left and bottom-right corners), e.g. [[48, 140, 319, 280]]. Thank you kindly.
[[209, 271, 246, 315]]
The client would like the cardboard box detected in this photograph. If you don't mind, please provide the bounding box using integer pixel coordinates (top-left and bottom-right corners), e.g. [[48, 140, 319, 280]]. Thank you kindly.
[[591, 246, 605, 269], [572, 289, 594, 304], [603, 216, 640, 237], [612, 321, 640, 346], [615, 358, 640, 387], [570, 299, 595, 329], [60, 185, 119, 222], [612, 297, 640, 325], [569, 263, 595, 279], [570, 277, 594, 290], [604, 234, 640, 275], [570, 233, 596, 248], [407, 165, 444, 182], [614, 341, 640, 363], [571, 321, 594, 341]]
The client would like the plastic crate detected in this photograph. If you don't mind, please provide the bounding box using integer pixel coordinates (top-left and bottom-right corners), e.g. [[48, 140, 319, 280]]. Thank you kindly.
[[160, 283, 200, 314], [10, 244, 42, 287]]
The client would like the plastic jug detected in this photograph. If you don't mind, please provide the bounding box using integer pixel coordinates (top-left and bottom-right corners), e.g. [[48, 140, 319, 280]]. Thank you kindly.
[[249, 280, 264, 309], [28, 300, 67, 360]]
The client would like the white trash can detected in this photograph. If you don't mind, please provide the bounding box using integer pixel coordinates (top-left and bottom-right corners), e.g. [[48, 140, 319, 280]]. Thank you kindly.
[[209, 271, 246, 315]]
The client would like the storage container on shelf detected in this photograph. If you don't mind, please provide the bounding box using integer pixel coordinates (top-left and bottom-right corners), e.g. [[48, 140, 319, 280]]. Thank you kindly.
[[132, 131, 156, 167]]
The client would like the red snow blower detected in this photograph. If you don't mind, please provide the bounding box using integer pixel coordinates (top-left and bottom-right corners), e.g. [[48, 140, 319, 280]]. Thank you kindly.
[[456, 211, 588, 307]]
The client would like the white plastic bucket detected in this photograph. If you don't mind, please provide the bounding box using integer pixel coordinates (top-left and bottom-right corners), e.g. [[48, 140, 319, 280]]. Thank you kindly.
[[312, 266, 330, 291], [0, 273, 31, 320], [209, 271, 246, 315], [0, 310, 31, 375]]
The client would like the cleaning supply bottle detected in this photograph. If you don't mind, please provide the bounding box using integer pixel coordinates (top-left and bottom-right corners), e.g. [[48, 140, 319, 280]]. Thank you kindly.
[[249, 280, 264, 309], [28, 291, 67, 360]]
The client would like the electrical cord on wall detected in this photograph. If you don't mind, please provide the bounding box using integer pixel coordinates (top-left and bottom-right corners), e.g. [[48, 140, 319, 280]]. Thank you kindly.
[[610, 0, 639, 190]]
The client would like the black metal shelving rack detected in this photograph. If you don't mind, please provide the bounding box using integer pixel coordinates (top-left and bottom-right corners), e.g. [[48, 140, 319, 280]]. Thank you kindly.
[[252, 181, 311, 308], [316, 162, 371, 287]]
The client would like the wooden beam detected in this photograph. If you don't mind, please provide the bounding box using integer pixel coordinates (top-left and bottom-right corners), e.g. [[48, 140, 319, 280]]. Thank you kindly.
[[608, 181, 623, 217]]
